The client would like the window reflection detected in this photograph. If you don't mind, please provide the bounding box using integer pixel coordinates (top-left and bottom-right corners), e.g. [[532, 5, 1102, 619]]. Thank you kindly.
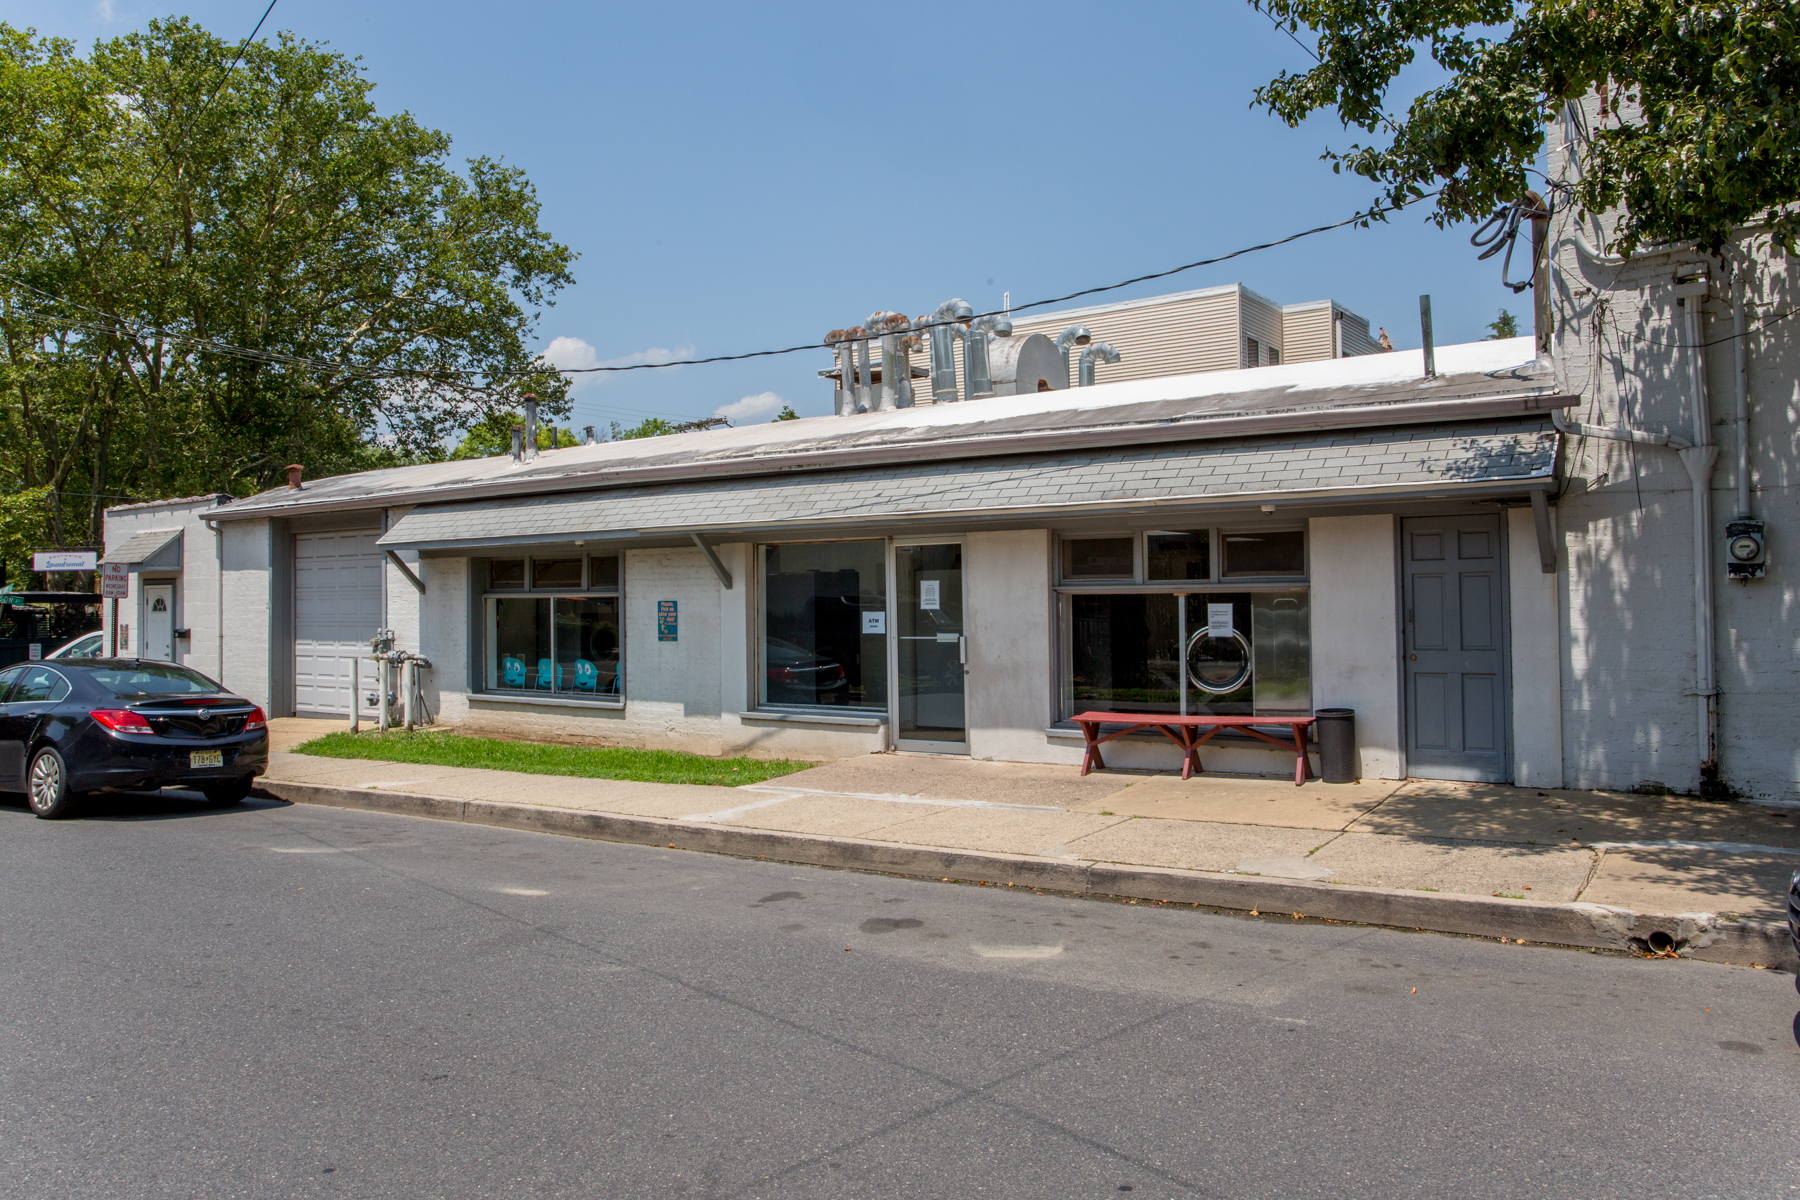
[[487, 596, 620, 696], [762, 542, 886, 709]]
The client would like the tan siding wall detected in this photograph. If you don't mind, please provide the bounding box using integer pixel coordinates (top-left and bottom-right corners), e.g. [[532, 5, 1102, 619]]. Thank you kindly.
[[1239, 292, 1285, 367], [1006, 288, 1243, 386], [1282, 305, 1335, 362]]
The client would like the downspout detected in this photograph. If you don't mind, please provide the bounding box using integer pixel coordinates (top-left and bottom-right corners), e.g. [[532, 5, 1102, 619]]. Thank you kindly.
[[1673, 273, 1719, 791], [1541, 189, 1722, 792], [1732, 272, 1751, 520]]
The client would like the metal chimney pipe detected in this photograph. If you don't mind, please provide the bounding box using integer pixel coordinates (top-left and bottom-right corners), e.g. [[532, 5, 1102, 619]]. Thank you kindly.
[[522, 394, 539, 459], [867, 311, 914, 410], [1418, 297, 1436, 378], [851, 330, 873, 413], [583, 425, 596, 445], [1077, 341, 1122, 386], [927, 300, 973, 404], [826, 329, 859, 416], [1054, 326, 1092, 388], [965, 314, 1011, 399], [509, 425, 525, 461]]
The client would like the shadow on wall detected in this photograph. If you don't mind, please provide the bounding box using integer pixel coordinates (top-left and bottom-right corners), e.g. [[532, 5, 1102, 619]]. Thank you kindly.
[[1555, 246, 1800, 798]]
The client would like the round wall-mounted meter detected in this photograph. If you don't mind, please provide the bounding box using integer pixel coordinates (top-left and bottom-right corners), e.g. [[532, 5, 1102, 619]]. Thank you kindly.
[[1725, 518, 1766, 580]]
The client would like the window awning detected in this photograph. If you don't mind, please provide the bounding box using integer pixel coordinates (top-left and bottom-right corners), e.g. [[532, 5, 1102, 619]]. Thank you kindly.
[[103, 528, 183, 572], [378, 418, 1559, 553]]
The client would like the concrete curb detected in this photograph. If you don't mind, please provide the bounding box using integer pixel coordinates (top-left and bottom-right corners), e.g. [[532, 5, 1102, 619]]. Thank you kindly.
[[259, 779, 1799, 972]]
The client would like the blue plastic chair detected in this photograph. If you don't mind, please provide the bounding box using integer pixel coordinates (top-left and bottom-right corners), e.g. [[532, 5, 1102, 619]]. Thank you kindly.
[[501, 656, 527, 688], [537, 658, 567, 690], [572, 659, 598, 692]]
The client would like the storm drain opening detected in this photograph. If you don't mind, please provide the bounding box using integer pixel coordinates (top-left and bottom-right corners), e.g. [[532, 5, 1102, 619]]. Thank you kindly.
[[1629, 930, 1686, 957]]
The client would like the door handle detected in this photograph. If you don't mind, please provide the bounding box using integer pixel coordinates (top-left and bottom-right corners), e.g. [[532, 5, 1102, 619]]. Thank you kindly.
[[1409, 654, 1417, 662], [959, 636, 967, 665]]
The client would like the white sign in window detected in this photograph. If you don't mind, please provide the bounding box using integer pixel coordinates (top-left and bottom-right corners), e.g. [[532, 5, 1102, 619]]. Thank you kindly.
[[919, 580, 941, 611], [862, 611, 886, 634], [1207, 602, 1234, 637]]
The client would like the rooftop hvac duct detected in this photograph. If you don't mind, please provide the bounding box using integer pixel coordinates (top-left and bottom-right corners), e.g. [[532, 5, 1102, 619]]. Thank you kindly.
[[925, 299, 974, 404], [867, 311, 917, 410], [1077, 341, 1121, 386], [987, 333, 1065, 397], [824, 327, 867, 416], [963, 313, 1012, 400], [1054, 326, 1092, 388], [522, 395, 539, 460]]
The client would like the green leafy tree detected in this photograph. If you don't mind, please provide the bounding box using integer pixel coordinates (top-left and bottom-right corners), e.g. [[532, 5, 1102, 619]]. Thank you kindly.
[[0, 19, 575, 550], [1486, 309, 1520, 339], [1251, 1, 1800, 254], [772, 405, 798, 421]]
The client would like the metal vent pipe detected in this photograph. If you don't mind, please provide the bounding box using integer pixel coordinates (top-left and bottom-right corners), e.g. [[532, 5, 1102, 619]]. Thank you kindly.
[[964, 314, 1011, 399], [867, 311, 915, 410], [522, 395, 539, 460], [926, 300, 973, 403], [1077, 341, 1121, 386], [1054, 326, 1092, 388]]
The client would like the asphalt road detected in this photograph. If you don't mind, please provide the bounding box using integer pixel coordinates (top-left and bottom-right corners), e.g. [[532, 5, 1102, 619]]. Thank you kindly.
[[1, 792, 1796, 1200]]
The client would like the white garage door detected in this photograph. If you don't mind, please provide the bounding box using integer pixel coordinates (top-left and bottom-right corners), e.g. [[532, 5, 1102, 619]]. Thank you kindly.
[[294, 530, 385, 716]]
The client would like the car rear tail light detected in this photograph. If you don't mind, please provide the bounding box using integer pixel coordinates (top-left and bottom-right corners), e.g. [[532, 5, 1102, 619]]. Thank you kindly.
[[92, 708, 155, 735], [243, 706, 267, 732]]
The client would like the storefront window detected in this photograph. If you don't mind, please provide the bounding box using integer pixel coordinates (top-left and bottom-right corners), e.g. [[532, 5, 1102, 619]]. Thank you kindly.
[[1146, 530, 1210, 581], [1062, 537, 1134, 580], [1222, 530, 1305, 577], [761, 541, 886, 710], [1062, 589, 1310, 719], [482, 556, 622, 701]]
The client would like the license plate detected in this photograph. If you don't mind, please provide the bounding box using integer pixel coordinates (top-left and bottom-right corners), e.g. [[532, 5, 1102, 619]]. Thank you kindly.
[[190, 750, 224, 769]]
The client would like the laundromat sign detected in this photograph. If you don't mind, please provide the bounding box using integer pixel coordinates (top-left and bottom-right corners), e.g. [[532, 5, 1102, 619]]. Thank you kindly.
[[33, 549, 98, 572]]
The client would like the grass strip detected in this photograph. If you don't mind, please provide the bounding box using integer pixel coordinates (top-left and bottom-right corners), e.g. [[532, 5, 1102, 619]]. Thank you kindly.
[[294, 730, 813, 787]]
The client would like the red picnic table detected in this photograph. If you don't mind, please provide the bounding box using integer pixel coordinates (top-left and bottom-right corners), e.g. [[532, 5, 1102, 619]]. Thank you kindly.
[[1071, 711, 1318, 786]]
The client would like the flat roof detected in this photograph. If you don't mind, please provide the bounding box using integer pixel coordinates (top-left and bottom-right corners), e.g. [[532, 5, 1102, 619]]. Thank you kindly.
[[211, 337, 1563, 523]]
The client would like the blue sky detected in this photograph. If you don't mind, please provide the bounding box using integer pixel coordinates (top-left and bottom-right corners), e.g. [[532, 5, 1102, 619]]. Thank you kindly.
[[19, 1, 1524, 431]]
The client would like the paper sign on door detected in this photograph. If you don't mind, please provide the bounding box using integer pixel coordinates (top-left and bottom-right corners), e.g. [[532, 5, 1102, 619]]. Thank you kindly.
[[919, 580, 941, 611], [862, 611, 886, 634], [1207, 603, 1234, 637]]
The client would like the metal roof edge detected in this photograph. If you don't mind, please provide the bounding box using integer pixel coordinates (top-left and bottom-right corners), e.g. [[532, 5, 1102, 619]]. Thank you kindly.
[[216, 388, 1571, 525], [378, 466, 1557, 552]]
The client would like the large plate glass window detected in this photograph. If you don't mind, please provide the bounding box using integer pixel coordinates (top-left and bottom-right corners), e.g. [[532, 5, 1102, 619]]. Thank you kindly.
[[761, 541, 887, 710], [1057, 527, 1309, 722], [482, 554, 622, 701]]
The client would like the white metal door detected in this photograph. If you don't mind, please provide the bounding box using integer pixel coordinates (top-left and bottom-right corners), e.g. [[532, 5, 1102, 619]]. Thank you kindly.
[[143, 584, 175, 662], [294, 531, 384, 716]]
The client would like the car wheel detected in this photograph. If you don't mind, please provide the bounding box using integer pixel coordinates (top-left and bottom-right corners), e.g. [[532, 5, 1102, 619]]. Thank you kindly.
[[202, 776, 255, 806], [27, 748, 78, 819]]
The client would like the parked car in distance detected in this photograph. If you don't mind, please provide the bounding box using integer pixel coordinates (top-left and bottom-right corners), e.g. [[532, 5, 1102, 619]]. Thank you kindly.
[[47, 630, 105, 659], [0, 659, 267, 819], [763, 638, 850, 705]]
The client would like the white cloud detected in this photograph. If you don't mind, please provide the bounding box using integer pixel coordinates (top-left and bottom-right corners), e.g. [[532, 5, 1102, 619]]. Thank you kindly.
[[712, 391, 785, 422], [541, 336, 695, 392], [94, 0, 119, 22]]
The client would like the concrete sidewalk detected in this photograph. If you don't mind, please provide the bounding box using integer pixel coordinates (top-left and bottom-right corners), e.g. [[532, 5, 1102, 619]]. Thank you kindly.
[[259, 719, 1800, 969]]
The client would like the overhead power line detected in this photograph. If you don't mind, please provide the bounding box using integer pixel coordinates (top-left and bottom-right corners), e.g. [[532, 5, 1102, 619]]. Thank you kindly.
[[4, 194, 1430, 387]]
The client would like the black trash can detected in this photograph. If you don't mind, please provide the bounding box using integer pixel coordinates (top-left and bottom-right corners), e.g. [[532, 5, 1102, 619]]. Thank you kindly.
[[1315, 708, 1357, 784]]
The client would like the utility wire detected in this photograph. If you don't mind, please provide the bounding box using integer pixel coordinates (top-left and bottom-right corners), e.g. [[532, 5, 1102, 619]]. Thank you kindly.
[[142, 0, 282, 193], [2, 197, 1430, 382]]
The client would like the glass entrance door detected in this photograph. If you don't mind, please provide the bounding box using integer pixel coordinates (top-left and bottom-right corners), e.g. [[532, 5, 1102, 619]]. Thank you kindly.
[[893, 543, 966, 749]]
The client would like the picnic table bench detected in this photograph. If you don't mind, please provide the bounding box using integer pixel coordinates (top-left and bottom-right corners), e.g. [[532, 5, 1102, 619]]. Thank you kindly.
[[1071, 711, 1318, 786]]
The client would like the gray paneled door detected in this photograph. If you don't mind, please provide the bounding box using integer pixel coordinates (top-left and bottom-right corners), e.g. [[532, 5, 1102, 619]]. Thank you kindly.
[[1402, 514, 1510, 782]]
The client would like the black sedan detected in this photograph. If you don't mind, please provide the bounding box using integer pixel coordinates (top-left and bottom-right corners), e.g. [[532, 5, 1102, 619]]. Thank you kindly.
[[0, 659, 268, 819]]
